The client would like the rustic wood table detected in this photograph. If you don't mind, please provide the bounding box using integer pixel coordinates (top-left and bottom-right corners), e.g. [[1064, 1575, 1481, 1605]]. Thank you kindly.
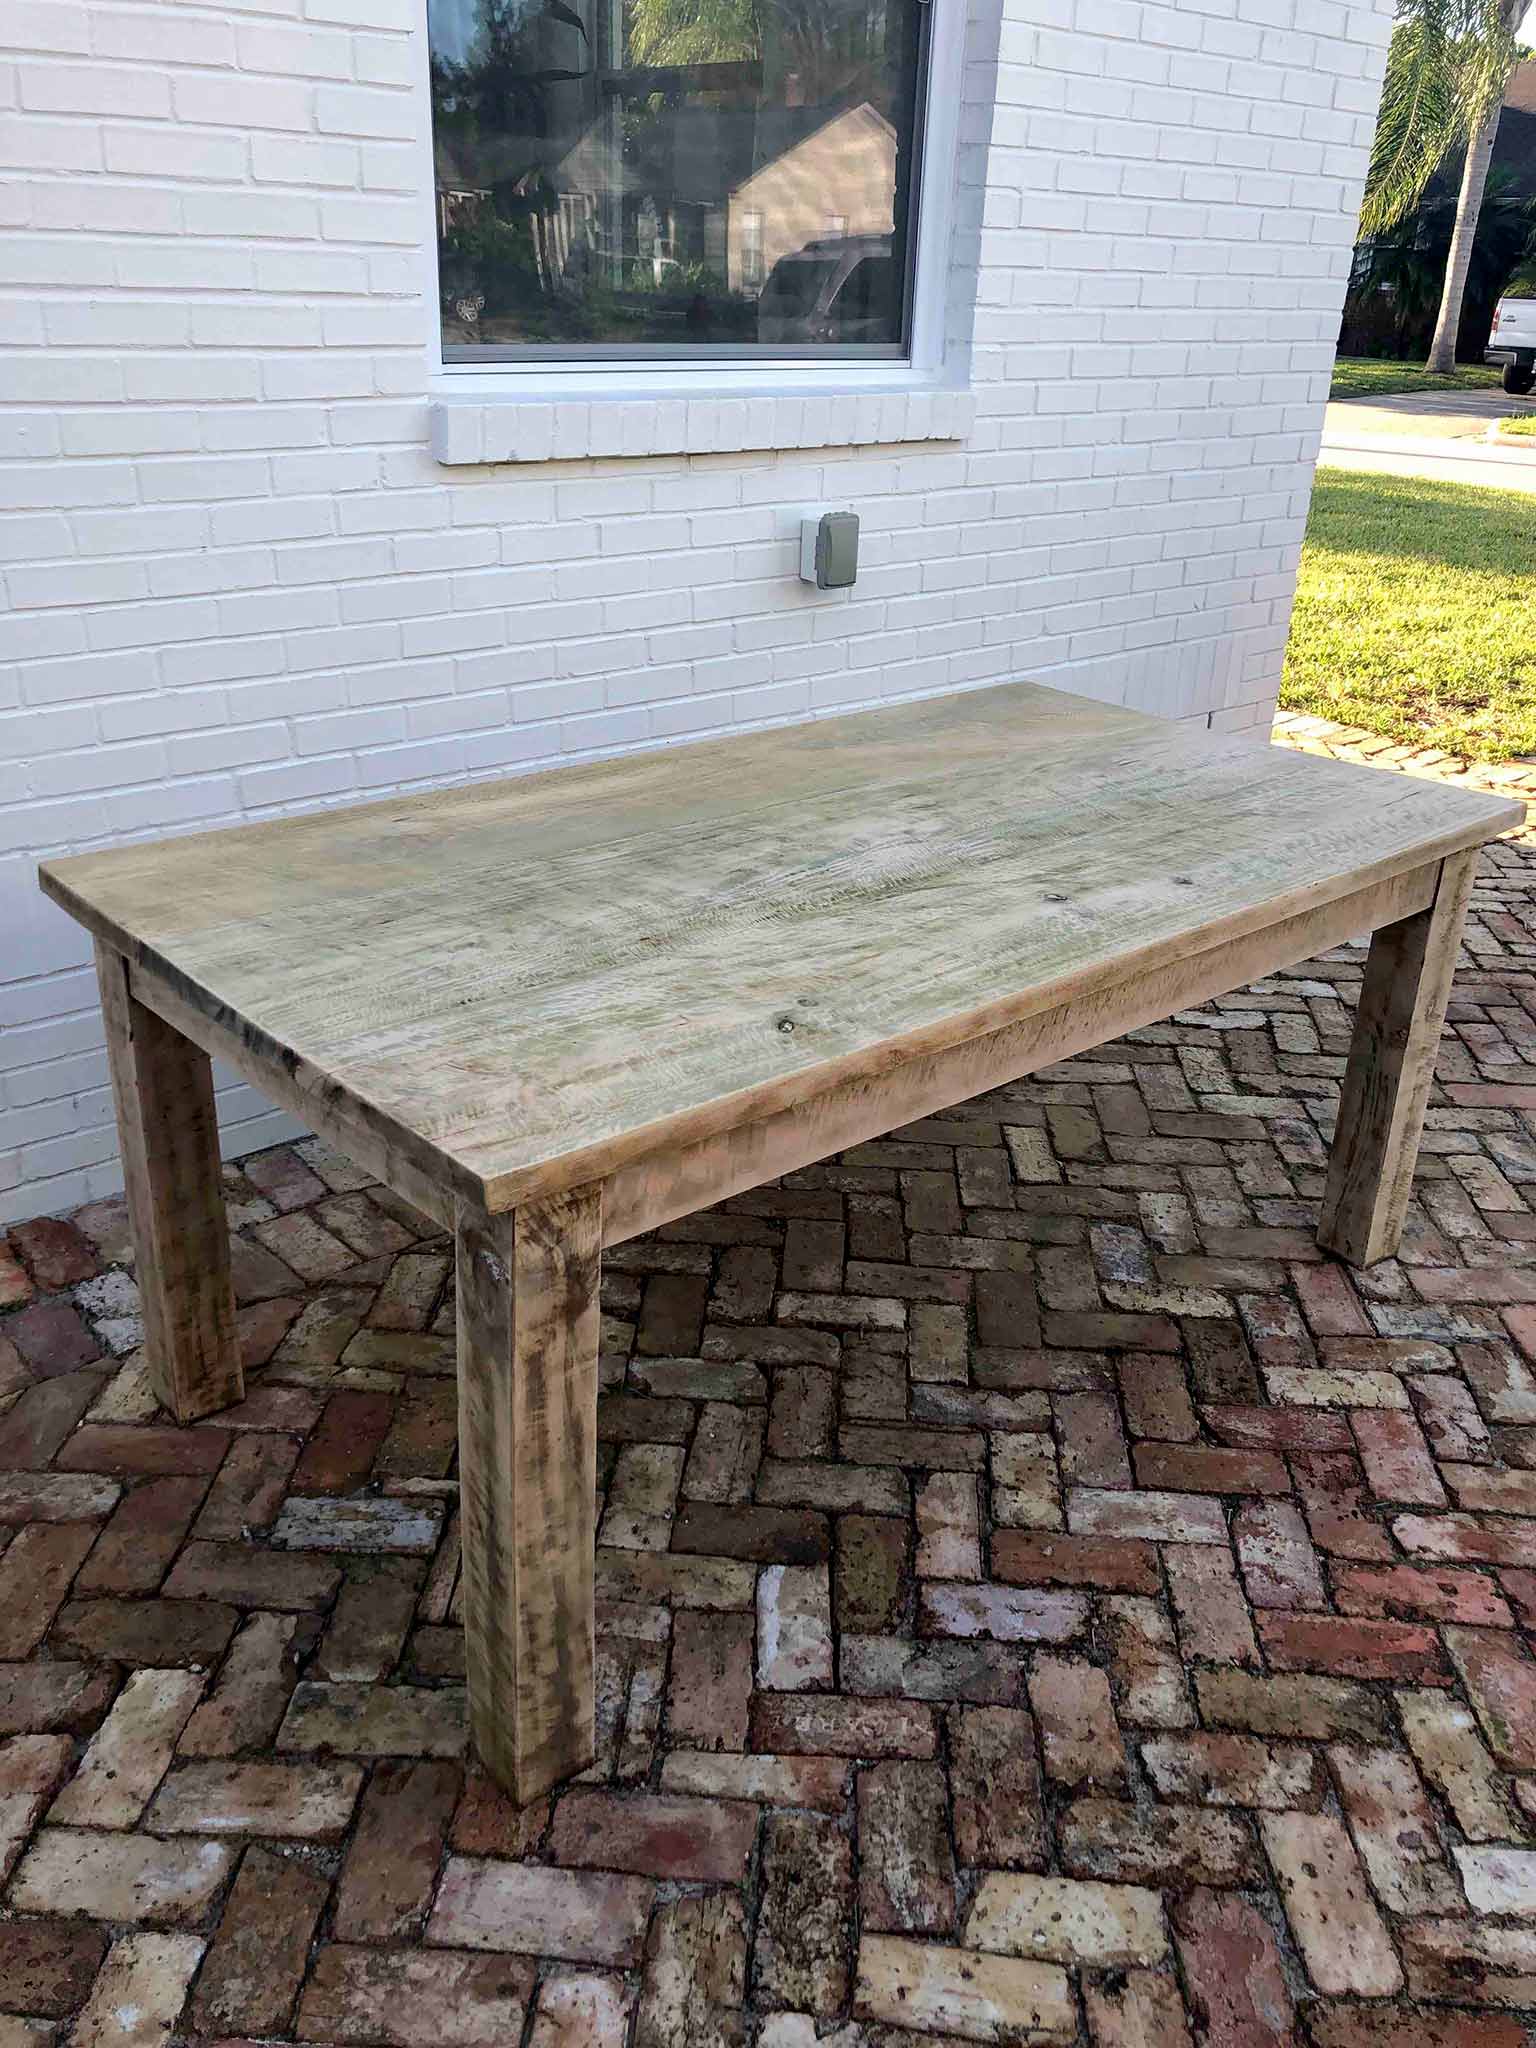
[[40, 681, 1522, 1801]]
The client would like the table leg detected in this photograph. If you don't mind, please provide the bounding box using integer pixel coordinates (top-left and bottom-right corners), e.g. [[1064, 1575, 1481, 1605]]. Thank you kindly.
[[96, 942, 243, 1422], [1318, 849, 1478, 1268], [455, 1188, 600, 1801]]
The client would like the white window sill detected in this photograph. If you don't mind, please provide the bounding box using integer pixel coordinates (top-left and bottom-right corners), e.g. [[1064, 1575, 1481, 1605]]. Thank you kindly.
[[429, 378, 975, 466]]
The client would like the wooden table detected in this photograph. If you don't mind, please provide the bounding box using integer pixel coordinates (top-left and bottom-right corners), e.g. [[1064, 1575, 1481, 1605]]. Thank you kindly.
[[40, 681, 1521, 1801]]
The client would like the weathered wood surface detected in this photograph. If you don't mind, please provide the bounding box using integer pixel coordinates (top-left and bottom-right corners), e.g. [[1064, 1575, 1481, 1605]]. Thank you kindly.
[[41, 684, 1521, 1218], [604, 859, 1438, 1247], [96, 941, 243, 1422], [119, 958, 457, 1236], [1319, 848, 1480, 1267], [455, 1189, 600, 1802]]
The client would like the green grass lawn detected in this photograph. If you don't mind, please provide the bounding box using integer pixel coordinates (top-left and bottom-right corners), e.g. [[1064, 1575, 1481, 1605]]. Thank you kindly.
[[1280, 468, 1536, 762], [1498, 414, 1536, 435], [1329, 357, 1502, 401]]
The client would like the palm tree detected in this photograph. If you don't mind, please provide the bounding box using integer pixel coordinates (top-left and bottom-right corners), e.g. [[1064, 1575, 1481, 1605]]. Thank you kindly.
[[1359, 0, 1525, 371]]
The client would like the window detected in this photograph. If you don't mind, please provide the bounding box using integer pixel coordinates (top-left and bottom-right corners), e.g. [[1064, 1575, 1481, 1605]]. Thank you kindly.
[[427, 0, 932, 364], [740, 208, 765, 290]]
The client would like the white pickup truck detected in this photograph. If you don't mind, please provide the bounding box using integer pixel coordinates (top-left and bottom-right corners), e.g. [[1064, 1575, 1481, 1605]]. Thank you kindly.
[[1487, 294, 1536, 394]]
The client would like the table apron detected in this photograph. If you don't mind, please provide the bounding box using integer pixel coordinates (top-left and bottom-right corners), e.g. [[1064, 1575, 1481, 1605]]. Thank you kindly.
[[122, 955, 462, 1235]]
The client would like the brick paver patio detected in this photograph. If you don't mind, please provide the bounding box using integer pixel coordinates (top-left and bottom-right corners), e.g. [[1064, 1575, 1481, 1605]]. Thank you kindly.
[[5, 813, 1536, 2043]]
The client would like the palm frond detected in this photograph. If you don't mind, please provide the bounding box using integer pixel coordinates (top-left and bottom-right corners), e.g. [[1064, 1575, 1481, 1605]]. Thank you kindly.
[[1359, 0, 1523, 238]]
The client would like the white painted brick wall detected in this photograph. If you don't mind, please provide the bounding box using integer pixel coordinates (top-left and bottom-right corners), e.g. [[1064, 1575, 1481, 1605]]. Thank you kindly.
[[0, 0, 1394, 1226]]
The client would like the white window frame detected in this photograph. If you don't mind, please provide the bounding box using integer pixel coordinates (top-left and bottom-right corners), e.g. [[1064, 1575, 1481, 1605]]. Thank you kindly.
[[414, 0, 966, 412]]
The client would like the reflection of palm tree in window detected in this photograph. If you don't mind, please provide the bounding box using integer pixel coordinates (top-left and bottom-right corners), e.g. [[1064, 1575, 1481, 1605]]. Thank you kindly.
[[627, 0, 893, 109]]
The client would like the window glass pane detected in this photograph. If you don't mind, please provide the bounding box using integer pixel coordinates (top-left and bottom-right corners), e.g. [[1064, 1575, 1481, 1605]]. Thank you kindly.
[[428, 0, 927, 357]]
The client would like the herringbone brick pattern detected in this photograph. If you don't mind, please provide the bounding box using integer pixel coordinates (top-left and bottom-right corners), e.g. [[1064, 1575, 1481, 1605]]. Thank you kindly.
[[5, 838, 1536, 2045]]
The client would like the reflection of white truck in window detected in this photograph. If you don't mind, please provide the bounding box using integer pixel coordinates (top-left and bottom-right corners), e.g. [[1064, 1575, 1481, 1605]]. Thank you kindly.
[[1487, 295, 1536, 395]]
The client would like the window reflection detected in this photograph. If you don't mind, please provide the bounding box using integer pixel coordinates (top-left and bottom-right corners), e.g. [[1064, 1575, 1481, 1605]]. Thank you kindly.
[[428, 0, 926, 356]]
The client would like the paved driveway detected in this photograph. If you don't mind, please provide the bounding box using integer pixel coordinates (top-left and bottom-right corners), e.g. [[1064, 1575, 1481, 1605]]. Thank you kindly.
[[1322, 388, 1536, 493]]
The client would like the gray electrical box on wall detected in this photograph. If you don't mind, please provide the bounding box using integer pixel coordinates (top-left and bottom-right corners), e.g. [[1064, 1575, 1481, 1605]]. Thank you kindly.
[[800, 511, 860, 590]]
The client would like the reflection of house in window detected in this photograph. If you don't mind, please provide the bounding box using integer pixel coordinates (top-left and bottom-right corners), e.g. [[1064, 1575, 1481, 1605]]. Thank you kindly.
[[534, 96, 897, 301], [727, 103, 896, 296], [741, 210, 765, 289]]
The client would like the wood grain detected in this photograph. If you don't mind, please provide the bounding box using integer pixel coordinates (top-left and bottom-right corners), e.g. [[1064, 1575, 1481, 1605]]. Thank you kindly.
[[120, 957, 456, 1235], [455, 1188, 600, 1802], [96, 941, 243, 1422], [40, 682, 1523, 1217], [1319, 848, 1480, 1267], [604, 859, 1439, 1246]]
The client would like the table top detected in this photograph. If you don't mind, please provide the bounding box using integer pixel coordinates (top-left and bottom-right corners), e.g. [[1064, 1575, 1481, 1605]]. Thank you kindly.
[[42, 681, 1523, 1215]]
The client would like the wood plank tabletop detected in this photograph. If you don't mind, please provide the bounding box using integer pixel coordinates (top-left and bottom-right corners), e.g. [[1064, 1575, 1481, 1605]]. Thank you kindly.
[[41, 682, 1524, 1214]]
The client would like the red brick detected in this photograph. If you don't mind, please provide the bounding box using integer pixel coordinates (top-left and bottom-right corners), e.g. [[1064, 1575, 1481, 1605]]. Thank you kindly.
[[1118, 1354, 1198, 1441], [236, 1294, 305, 1367], [449, 1766, 551, 1860], [1057, 1393, 1132, 1490], [0, 1522, 97, 1657], [164, 1540, 340, 1611], [1331, 1562, 1514, 1627], [1203, 1405, 1352, 1451], [673, 1501, 828, 1564], [1028, 1655, 1127, 1791], [193, 1843, 331, 2035], [1173, 1888, 1293, 2047], [1291, 1261, 1370, 1337], [243, 1145, 327, 1211], [291, 1391, 394, 1494], [1134, 1443, 1288, 1495], [51, 1594, 238, 1666], [57, 1423, 231, 1477], [991, 1530, 1159, 1595], [315, 1559, 420, 1681], [1165, 1546, 1259, 1668], [1291, 1451, 1394, 1561], [6, 1301, 101, 1376], [1233, 1499, 1326, 1609], [1352, 1410, 1446, 1507], [834, 1515, 908, 1634], [1085, 1969, 1195, 2048], [1443, 1625, 1536, 1768], [334, 1760, 460, 1943], [0, 1917, 109, 2014], [857, 1761, 955, 1933], [180, 1611, 309, 1757], [76, 1475, 208, 1595], [1043, 1311, 1181, 1352], [1140, 1730, 1325, 1810], [947, 1704, 1045, 1870], [549, 1789, 758, 1883], [0, 1660, 117, 1735], [1500, 1567, 1536, 1629], [1393, 1510, 1536, 1567], [195, 1432, 302, 1539], [667, 1610, 753, 1752], [8, 1217, 99, 1292], [1257, 1613, 1448, 1683]]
